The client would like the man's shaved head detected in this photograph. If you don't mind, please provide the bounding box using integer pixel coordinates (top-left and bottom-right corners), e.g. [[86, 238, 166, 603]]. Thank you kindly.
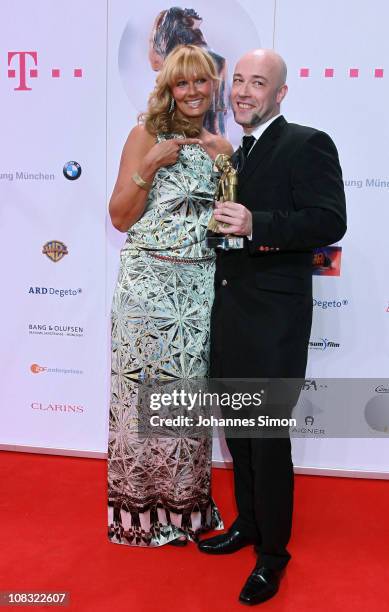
[[231, 48, 288, 132], [239, 49, 287, 88]]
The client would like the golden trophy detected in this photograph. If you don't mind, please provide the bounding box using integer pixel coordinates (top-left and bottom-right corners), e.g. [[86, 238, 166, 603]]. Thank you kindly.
[[206, 153, 244, 250]]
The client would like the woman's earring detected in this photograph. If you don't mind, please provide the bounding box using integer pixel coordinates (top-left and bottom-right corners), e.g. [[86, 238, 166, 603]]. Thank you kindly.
[[168, 97, 175, 113], [211, 89, 217, 112]]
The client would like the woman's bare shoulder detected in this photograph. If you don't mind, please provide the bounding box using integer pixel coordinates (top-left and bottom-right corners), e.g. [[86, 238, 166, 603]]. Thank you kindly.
[[126, 124, 155, 147], [121, 124, 156, 160]]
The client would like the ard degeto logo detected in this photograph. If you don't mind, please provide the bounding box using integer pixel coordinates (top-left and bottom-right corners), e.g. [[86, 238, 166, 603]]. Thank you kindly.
[[63, 161, 81, 181], [42, 240, 68, 262], [313, 298, 348, 309], [28, 286, 82, 297]]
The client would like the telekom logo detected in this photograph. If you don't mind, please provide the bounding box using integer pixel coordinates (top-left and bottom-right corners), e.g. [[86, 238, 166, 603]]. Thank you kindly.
[[8, 51, 83, 91], [299, 67, 384, 79]]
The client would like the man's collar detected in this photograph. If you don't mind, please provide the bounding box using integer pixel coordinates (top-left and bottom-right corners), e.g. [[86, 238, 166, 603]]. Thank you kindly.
[[243, 113, 282, 144]]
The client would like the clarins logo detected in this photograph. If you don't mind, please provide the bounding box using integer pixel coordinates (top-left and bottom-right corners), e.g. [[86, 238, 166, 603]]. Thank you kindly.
[[7, 51, 83, 91], [32, 402, 84, 414]]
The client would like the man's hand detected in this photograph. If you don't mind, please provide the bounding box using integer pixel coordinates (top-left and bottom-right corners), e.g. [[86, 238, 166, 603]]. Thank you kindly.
[[213, 201, 280, 250], [213, 201, 252, 236]]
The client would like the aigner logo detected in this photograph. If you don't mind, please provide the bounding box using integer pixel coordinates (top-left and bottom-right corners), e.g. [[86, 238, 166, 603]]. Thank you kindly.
[[63, 161, 81, 181], [42, 240, 68, 262], [7, 51, 83, 91]]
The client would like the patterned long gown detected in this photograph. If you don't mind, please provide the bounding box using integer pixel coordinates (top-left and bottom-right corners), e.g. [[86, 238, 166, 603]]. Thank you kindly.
[[108, 134, 223, 546]]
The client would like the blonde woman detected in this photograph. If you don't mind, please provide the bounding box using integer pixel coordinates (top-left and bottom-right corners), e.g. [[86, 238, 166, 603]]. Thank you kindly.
[[148, 7, 228, 135], [108, 45, 232, 547]]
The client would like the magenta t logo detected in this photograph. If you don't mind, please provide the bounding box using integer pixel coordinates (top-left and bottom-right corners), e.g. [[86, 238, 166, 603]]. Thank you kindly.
[[8, 51, 38, 91]]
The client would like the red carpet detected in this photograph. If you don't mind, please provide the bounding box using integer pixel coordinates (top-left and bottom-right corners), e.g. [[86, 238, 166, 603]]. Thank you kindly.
[[1, 451, 389, 611]]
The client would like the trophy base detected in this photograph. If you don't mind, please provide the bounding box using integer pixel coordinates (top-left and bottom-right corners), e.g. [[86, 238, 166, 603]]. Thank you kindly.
[[206, 235, 244, 250]]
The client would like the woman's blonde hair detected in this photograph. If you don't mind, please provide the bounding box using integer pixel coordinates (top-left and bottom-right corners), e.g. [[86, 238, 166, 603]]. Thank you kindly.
[[141, 44, 219, 137]]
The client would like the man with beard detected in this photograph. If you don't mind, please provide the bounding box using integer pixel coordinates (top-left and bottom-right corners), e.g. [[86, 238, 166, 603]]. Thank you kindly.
[[198, 49, 346, 605]]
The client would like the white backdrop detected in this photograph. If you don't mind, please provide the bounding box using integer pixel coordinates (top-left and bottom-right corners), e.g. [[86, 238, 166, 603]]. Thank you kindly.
[[0, 0, 108, 456], [1, 0, 388, 476], [275, 0, 389, 475]]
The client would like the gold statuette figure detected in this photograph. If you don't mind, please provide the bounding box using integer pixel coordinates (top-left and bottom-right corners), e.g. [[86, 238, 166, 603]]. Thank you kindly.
[[208, 153, 238, 232], [206, 154, 243, 249]]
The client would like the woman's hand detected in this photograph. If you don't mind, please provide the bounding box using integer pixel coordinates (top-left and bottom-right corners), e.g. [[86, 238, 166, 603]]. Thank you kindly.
[[144, 138, 203, 171], [109, 127, 202, 232]]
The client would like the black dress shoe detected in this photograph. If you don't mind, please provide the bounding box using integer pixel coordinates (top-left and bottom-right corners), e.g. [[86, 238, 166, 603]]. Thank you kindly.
[[198, 528, 255, 554], [239, 566, 283, 605]]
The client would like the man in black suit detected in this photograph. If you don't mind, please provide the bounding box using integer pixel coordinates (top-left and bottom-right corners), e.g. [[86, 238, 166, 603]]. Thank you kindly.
[[198, 49, 346, 605]]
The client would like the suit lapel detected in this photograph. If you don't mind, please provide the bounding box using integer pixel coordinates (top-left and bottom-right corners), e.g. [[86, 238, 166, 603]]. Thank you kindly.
[[237, 115, 287, 183]]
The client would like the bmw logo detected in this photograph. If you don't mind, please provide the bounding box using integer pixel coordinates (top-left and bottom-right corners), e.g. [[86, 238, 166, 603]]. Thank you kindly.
[[63, 161, 81, 180]]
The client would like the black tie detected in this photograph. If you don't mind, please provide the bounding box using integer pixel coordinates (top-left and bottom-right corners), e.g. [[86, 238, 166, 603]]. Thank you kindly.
[[242, 135, 256, 159]]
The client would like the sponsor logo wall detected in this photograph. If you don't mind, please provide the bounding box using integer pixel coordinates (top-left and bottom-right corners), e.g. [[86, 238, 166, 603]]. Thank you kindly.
[[107, 0, 388, 475], [1, 0, 388, 474], [275, 0, 389, 474], [0, 0, 108, 454]]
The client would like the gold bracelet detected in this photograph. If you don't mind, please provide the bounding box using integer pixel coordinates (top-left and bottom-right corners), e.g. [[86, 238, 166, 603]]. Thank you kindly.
[[132, 172, 151, 190]]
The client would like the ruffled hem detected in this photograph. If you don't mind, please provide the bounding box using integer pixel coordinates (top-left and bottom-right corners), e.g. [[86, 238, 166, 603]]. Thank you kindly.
[[108, 498, 223, 547]]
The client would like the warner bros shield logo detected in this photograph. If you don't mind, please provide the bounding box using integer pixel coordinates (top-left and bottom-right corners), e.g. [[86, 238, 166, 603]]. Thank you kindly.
[[42, 240, 68, 262]]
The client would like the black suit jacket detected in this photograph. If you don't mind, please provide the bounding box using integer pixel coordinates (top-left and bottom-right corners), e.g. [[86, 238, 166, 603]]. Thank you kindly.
[[210, 115, 347, 379]]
